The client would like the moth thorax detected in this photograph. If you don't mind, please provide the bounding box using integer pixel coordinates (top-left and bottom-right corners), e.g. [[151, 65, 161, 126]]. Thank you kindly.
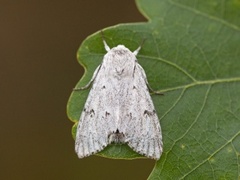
[[108, 129, 125, 144]]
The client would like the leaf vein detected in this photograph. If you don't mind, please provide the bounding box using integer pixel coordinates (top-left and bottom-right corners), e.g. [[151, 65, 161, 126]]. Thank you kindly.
[[140, 55, 197, 82], [160, 88, 186, 120], [161, 85, 211, 175], [167, 0, 240, 32], [160, 77, 240, 93], [180, 131, 240, 179]]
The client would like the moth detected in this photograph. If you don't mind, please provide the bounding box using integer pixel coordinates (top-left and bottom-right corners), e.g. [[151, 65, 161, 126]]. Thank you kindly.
[[75, 33, 163, 160]]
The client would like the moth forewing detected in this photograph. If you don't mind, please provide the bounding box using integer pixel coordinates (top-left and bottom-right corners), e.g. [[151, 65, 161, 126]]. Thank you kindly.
[[75, 35, 162, 160]]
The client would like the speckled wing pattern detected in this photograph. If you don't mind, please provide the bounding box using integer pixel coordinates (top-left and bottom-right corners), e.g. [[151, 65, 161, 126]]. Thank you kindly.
[[75, 40, 162, 160]]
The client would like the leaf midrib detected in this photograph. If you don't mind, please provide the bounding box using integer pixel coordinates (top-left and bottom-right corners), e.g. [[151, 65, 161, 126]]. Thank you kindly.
[[160, 77, 240, 93]]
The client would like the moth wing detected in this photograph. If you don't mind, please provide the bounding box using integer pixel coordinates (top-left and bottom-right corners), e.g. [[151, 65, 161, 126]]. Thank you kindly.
[[75, 66, 117, 158], [123, 64, 163, 160]]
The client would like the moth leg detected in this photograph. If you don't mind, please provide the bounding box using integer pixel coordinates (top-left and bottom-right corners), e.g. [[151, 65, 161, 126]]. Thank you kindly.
[[135, 64, 163, 95], [73, 64, 102, 91], [147, 83, 164, 95]]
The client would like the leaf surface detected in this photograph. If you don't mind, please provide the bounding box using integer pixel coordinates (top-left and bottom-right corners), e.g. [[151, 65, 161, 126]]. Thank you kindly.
[[67, 0, 240, 178]]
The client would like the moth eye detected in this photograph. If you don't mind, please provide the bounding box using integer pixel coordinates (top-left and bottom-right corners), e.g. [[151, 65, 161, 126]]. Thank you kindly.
[[102, 85, 106, 89]]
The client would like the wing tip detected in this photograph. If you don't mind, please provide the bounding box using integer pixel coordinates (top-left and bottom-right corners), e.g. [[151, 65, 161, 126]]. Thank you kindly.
[[127, 140, 163, 160], [75, 142, 108, 159]]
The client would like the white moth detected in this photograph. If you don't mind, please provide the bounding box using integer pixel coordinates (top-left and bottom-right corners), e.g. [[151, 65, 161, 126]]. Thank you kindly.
[[75, 34, 163, 160]]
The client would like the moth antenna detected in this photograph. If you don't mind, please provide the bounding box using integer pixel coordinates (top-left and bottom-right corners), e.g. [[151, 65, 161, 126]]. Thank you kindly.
[[101, 31, 110, 52], [133, 38, 146, 56]]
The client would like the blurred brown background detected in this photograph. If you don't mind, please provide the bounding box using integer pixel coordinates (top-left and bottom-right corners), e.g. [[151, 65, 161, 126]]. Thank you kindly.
[[0, 0, 156, 179]]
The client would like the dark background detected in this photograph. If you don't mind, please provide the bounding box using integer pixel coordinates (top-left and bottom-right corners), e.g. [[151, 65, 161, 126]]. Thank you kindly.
[[0, 1, 156, 179]]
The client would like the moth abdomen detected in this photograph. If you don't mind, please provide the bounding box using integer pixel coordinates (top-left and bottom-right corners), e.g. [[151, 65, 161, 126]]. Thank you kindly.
[[108, 129, 125, 144]]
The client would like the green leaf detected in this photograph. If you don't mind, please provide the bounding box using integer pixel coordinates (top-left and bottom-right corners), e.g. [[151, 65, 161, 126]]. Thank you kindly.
[[67, 0, 240, 179]]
